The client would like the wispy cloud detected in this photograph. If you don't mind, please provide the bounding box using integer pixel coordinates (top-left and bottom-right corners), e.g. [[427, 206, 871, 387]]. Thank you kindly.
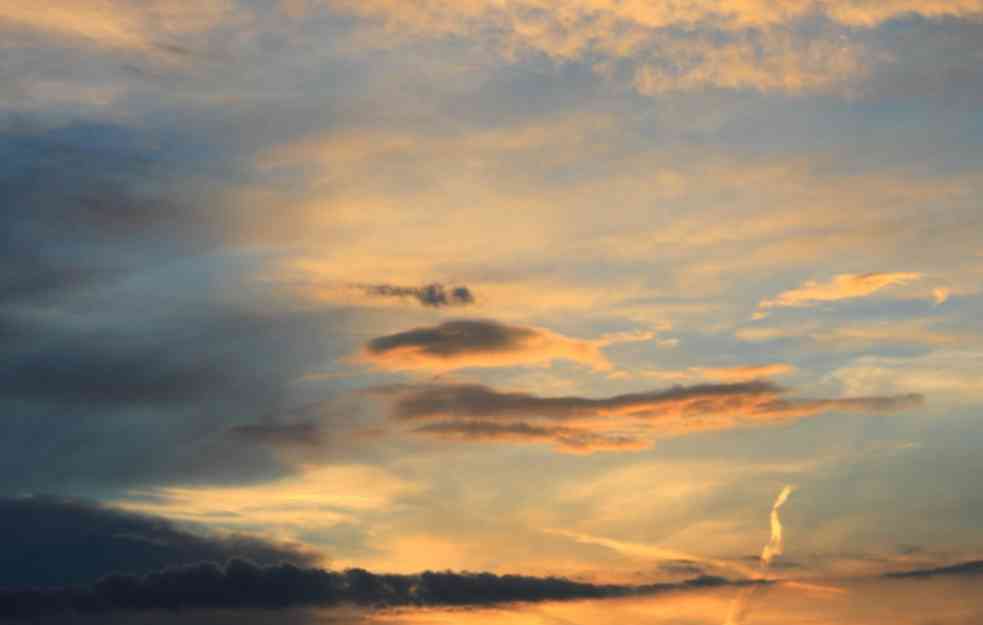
[[759, 273, 922, 309]]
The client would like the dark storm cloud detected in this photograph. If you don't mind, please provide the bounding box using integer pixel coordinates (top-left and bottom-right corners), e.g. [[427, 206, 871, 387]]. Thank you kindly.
[[360, 283, 475, 308], [0, 497, 319, 588], [885, 560, 983, 579], [0, 558, 752, 620]]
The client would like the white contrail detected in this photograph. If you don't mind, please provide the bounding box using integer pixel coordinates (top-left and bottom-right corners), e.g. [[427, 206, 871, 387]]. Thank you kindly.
[[723, 485, 795, 625]]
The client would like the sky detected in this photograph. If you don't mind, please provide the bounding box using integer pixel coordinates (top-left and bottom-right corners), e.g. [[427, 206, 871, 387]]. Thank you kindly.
[[2, 1, 983, 623]]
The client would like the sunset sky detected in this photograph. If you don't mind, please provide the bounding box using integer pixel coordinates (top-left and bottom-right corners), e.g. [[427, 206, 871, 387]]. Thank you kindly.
[[2, 1, 983, 623]]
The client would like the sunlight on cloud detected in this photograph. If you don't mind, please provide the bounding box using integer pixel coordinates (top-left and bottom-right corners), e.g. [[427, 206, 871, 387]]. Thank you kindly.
[[0, 0, 232, 52], [759, 272, 922, 309], [118, 465, 421, 538]]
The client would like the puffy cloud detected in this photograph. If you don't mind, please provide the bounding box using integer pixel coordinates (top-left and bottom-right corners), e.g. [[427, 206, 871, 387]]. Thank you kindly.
[[372, 381, 923, 452], [355, 319, 654, 372], [0, 496, 320, 588], [759, 272, 922, 309]]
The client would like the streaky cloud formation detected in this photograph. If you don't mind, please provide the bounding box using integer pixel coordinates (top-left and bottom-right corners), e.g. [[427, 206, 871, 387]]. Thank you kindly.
[[374, 382, 923, 452], [358, 283, 475, 308], [0, 559, 751, 620], [759, 272, 922, 309], [357, 319, 653, 372]]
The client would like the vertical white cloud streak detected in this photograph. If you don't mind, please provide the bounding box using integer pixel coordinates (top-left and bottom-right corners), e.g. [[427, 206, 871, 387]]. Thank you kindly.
[[723, 485, 795, 625], [761, 485, 794, 568]]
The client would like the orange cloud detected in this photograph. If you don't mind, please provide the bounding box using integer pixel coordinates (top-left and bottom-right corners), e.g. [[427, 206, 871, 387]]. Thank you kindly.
[[354, 319, 655, 372], [374, 381, 924, 453], [759, 272, 922, 308], [636, 363, 796, 383]]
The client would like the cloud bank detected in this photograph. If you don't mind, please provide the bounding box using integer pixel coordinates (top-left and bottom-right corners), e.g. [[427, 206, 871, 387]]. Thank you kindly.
[[0, 560, 748, 620]]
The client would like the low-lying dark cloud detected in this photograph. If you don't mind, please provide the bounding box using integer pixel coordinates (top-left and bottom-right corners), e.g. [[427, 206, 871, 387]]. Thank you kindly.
[[0, 497, 320, 588], [0, 558, 750, 620], [359, 283, 474, 308], [373, 382, 924, 453], [885, 560, 983, 579]]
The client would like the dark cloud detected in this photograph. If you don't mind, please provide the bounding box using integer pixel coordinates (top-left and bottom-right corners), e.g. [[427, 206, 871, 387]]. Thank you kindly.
[[885, 560, 983, 579], [367, 319, 533, 356], [414, 421, 649, 454], [360, 283, 474, 308], [357, 319, 616, 371], [373, 382, 924, 452], [0, 119, 358, 495], [0, 558, 752, 620], [227, 423, 321, 448], [0, 119, 224, 308], [0, 496, 319, 589]]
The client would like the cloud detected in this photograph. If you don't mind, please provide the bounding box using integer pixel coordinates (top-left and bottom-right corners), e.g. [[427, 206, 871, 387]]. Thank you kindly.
[[634, 364, 796, 383], [356, 319, 653, 372], [358, 283, 475, 308], [328, 0, 983, 94], [115, 465, 422, 533], [884, 560, 983, 579], [228, 423, 322, 448], [0, 557, 751, 619], [0, 120, 356, 494], [413, 421, 651, 454], [0, 496, 320, 588], [372, 382, 924, 453], [759, 272, 922, 309], [0, 0, 231, 54]]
